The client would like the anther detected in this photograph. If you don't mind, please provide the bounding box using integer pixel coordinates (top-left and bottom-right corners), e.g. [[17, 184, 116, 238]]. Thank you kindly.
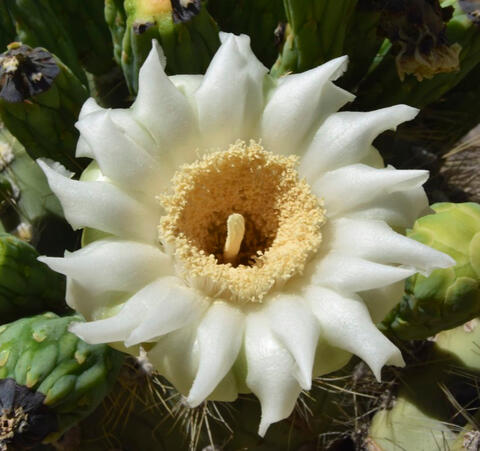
[[223, 213, 245, 264]]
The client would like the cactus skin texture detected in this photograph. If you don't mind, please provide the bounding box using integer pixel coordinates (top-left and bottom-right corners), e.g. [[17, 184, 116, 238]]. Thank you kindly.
[[381, 202, 480, 340], [271, 0, 358, 77], [0, 234, 66, 324], [120, 0, 220, 94], [0, 313, 124, 448], [2, 0, 87, 85], [368, 319, 480, 450], [105, 0, 128, 67], [0, 122, 63, 239], [0, 44, 89, 174], [47, 0, 115, 76]]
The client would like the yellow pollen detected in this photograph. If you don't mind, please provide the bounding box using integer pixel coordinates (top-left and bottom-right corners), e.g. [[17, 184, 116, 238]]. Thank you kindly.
[[158, 141, 326, 303]]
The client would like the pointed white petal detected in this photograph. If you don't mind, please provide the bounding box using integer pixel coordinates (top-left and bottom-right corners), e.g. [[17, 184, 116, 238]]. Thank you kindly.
[[361, 281, 405, 324], [195, 34, 267, 148], [76, 98, 103, 160], [267, 294, 320, 390], [326, 217, 455, 273], [306, 286, 404, 380], [347, 187, 429, 228], [312, 164, 428, 217], [133, 41, 198, 165], [261, 56, 353, 156], [38, 160, 158, 242], [187, 302, 244, 406], [299, 106, 418, 179], [125, 278, 205, 346], [76, 110, 164, 194], [39, 239, 171, 294], [79, 97, 103, 119], [311, 251, 415, 292], [244, 312, 302, 436], [148, 325, 199, 396]]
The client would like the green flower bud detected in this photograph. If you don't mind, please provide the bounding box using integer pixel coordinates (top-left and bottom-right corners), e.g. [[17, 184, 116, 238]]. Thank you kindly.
[[382, 202, 480, 340]]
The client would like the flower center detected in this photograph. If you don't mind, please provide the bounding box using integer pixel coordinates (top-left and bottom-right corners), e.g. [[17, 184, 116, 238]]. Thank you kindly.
[[158, 141, 325, 303]]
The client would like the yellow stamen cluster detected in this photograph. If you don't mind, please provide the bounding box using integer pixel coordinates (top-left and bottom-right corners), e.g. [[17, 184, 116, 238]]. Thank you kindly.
[[159, 141, 325, 303]]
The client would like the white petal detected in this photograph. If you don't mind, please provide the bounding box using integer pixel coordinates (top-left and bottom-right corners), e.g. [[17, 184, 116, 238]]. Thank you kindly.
[[307, 286, 404, 380], [187, 302, 244, 406], [70, 277, 197, 346], [311, 251, 415, 293], [347, 187, 429, 228], [133, 41, 198, 165], [170, 74, 203, 102], [261, 56, 353, 156], [39, 239, 171, 294], [65, 278, 126, 320], [79, 97, 103, 119], [326, 218, 454, 273], [361, 281, 405, 324], [76, 98, 105, 158], [244, 312, 302, 436], [125, 278, 205, 346], [195, 34, 267, 148], [76, 110, 164, 194], [38, 160, 159, 242], [267, 294, 320, 390], [312, 164, 428, 217], [299, 106, 418, 179], [148, 325, 199, 396]]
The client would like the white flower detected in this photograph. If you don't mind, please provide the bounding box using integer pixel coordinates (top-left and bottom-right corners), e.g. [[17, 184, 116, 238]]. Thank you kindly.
[[38, 33, 454, 435]]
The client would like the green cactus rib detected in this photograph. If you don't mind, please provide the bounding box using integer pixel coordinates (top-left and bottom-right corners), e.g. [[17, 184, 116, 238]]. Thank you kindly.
[[271, 0, 358, 77], [338, 0, 383, 90], [105, 0, 128, 66], [0, 313, 124, 441], [0, 45, 89, 173], [0, 233, 66, 323], [369, 319, 480, 450], [354, 1, 480, 109], [3, 0, 87, 85], [381, 202, 480, 341], [120, 0, 220, 94], [0, 123, 63, 238], [206, 0, 286, 67], [48, 0, 115, 76], [0, 3, 15, 50]]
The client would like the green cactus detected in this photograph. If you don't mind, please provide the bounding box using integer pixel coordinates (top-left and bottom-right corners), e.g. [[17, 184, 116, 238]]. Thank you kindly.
[[47, 0, 115, 76], [354, 1, 480, 109], [0, 233, 67, 324], [270, 0, 358, 77], [0, 43, 89, 173], [381, 202, 480, 340], [206, 0, 286, 67], [105, 0, 128, 67], [2, 0, 87, 85], [0, 3, 15, 50], [0, 122, 64, 239], [0, 313, 124, 448], [368, 316, 480, 450], [338, 0, 383, 90], [119, 0, 220, 94]]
